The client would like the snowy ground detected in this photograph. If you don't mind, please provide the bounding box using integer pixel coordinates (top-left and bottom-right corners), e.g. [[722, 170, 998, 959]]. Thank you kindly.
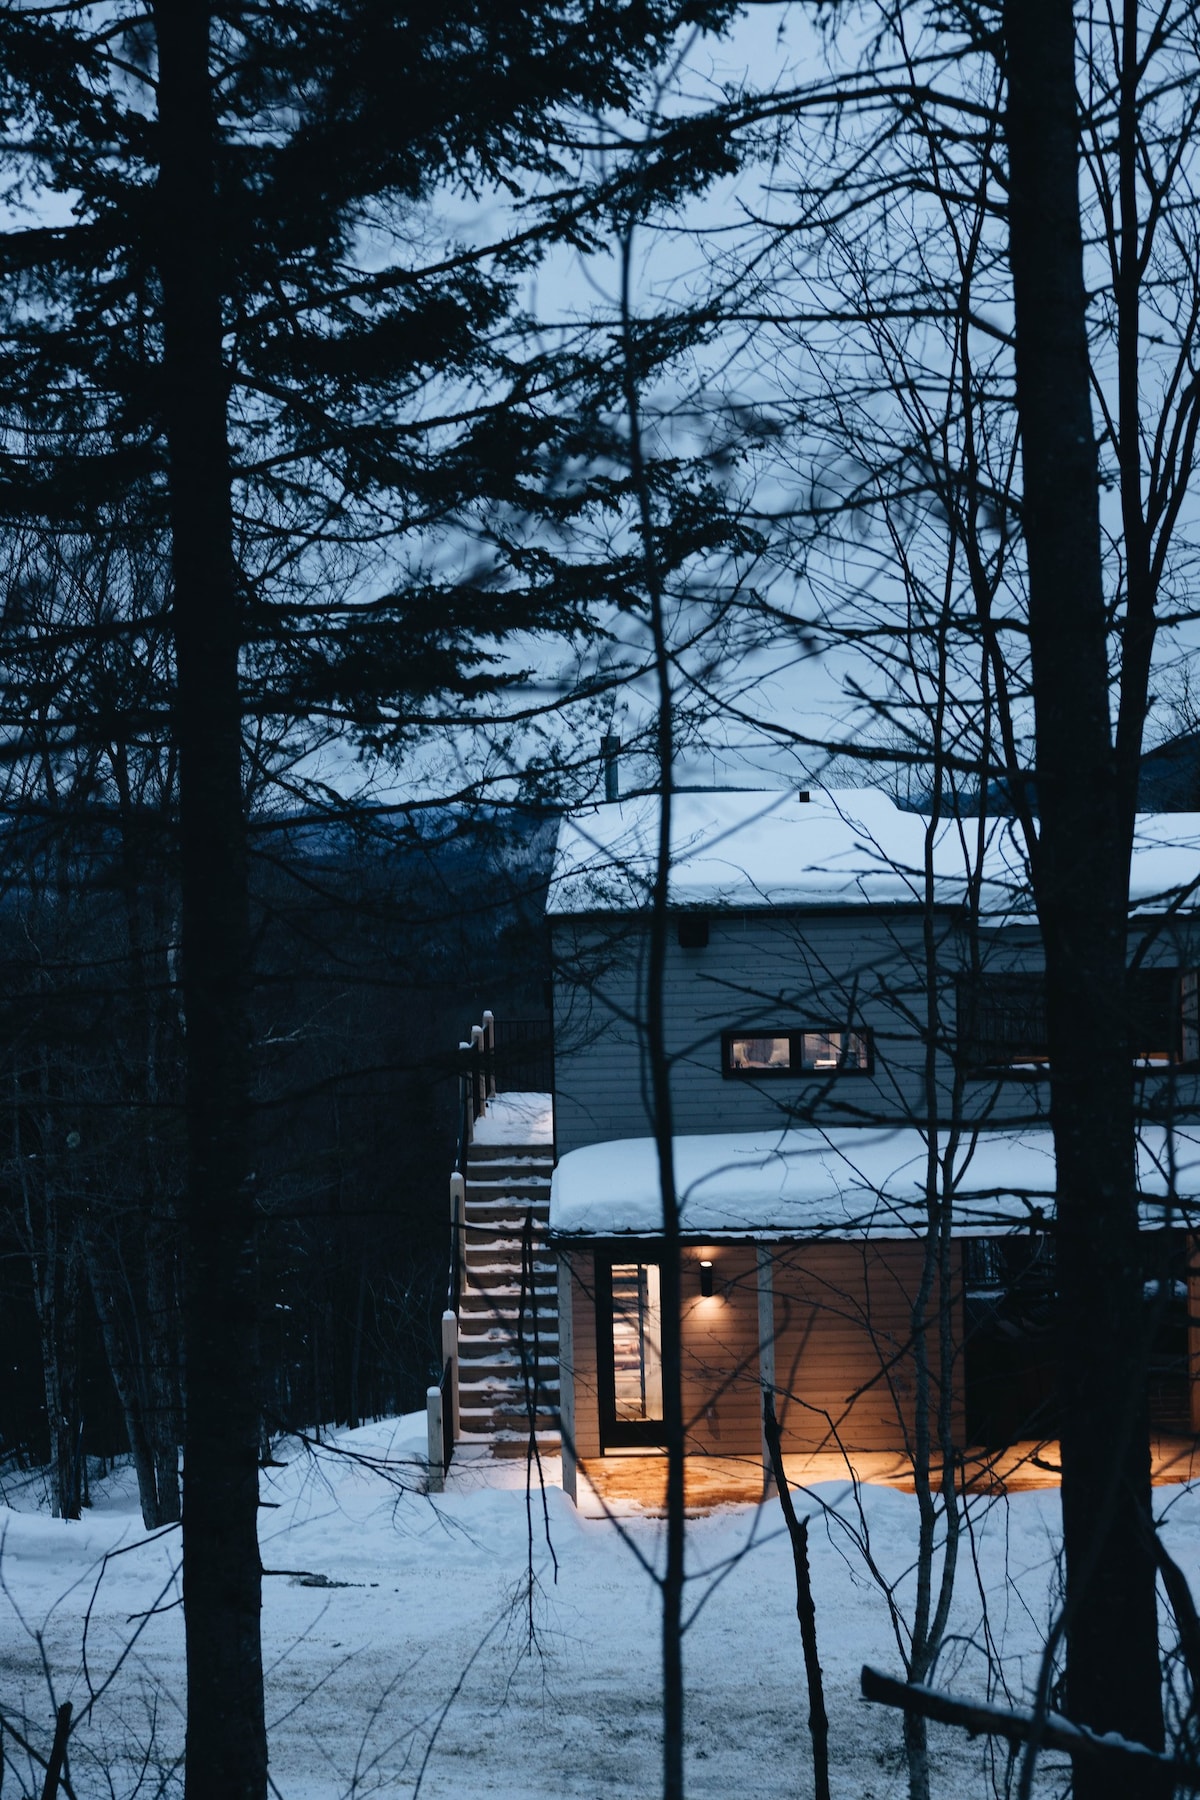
[[2, 1419, 1196, 1798]]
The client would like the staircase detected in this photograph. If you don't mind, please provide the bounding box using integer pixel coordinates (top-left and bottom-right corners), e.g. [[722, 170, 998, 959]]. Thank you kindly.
[[456, 1140, 561, 1455]]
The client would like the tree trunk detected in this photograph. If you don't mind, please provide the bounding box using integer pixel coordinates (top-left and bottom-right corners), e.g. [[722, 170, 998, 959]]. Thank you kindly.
[[33, 1206, 83, 1522], [147, 1205, 182, 1524], [1002, 1, 1166, 1788], [54, 1230, 83, 1521], [81, 1230, 163, 1527], [763, 1395, 830, 1800], [153, 5, 265, 1797], [619, 222, 685, 1800], [20, 1077, 83, 1522]]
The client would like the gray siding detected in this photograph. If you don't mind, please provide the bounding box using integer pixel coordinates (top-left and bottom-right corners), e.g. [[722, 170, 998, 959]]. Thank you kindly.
[[551, 911, 1200, 1155]]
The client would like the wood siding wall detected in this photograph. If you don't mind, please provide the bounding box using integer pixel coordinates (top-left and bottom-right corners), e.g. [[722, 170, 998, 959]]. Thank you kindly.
[[563, 1239, 965, 1468], [562, 1249, 601, 1461], [679, 1245, 762, 1457], [551, 913, 1200, 1157], [772, 1241, 965, 1454]]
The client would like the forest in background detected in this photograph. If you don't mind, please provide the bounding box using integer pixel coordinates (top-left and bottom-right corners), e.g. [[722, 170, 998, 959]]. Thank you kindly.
[[1, 2, 1200, 1798], [0, 806, 555, 1500]]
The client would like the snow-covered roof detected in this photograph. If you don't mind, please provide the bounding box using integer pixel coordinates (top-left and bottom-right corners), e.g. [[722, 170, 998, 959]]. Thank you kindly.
[[549, 1125, 1200, 1240], [547, 787, 1200, 917]]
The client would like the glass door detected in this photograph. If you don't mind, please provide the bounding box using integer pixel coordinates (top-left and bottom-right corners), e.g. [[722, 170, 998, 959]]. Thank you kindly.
[[597, 1256, 665, 1448]]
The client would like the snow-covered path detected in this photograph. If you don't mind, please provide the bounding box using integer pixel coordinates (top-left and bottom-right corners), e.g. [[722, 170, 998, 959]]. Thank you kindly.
[[2, 1417, 1194, 1797]]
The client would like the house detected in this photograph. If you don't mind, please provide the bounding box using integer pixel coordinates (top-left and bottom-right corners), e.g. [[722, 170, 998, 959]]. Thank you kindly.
[[439, 786, 1200, 1502]]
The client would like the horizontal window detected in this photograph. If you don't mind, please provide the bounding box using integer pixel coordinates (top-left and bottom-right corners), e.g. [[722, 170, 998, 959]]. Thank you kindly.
[[960, 969, 1200, 1074], [722, 1027, 872, 1077]]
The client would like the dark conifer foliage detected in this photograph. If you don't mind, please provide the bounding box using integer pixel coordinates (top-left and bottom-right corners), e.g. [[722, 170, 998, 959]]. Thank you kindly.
[[0, 0, 735, 680], [0, 5, 736, 1798]]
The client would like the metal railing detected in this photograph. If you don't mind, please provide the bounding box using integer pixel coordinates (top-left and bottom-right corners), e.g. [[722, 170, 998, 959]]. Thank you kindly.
[[492, 1017, 554, 1095], [440, 1356, 454, 1471], [459, 1010, 495, 1134]]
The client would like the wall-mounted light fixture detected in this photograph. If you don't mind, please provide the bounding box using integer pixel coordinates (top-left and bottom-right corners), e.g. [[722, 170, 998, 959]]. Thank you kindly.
[[699, 1259, 714, 1298]]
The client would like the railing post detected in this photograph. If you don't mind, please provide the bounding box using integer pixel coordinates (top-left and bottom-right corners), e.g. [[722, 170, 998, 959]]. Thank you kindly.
[[458, 1044, 474, 1148], [426, 1385, 444, 1493], [470, 1024, 485, 1119], [482, 1009, 496, 1097], [449, 1170, 466, 1310], [442, 1309, 460, 1439]]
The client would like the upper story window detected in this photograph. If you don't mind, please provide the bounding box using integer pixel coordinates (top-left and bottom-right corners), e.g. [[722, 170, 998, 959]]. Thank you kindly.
[[961, 974, 1048, 1072], [1131, 969, 1200, 1066], [722, 1027, 873, 1077], [961, 968, 1200, 1074]]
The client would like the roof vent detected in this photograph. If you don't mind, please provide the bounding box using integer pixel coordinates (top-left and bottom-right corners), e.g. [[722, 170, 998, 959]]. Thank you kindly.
[[796, 789, 810, 802]]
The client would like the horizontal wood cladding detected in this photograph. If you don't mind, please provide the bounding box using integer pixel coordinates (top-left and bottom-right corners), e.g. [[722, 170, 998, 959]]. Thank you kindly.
[[563, 1251, 602, 1460], [679, 1246, 761, 1457], [771, 1241, 965, 1455], [564, 1245, 762, 1459], [560, 1241, 963, 1470]]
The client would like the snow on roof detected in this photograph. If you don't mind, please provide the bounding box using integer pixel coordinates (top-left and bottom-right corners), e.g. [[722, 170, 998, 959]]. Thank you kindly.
[[549, 1125, 1200, 1240], [547, 787, 1200, 917]]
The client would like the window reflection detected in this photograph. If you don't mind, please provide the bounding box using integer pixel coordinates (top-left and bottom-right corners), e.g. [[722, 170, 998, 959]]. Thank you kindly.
[[798, 1030, 870, 1071], [611, 1263, 663, 1422], [727, 1035, 791, 1071]]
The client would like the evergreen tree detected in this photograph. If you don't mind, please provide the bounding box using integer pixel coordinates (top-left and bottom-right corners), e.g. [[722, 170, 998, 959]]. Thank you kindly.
[[0, 5, 735, 1794]]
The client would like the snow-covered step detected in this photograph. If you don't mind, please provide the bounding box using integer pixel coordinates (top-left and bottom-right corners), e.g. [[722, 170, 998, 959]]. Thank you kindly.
[[463, 1198, 551, 1218], [464, 1253, 556, 1277], [460, 1406, 560, 1431], [464, 1140, 553, 1162], [459, 1380, 561, 1404], [462, 1270, 554, 1288], [465, 1166, 553, 1185], [461, 1393, 560, 1417], [447, 1114, 561, 1453], [458, 1301, 558, 1326], [459, 1354, 559, 1377], [461, 1279, 557, 1299], [459, 1424, 561, 1447], [465, 1166, 553, 1182], [458, 1356, 559, 1379], [460, 1315, 557, 1338], [460, 1385, 560, 1411], [464, 1193, 551, 1212], [463, 1231, 553, 1249], [464, 1194, 551, 1219], [455, 1384, 558, 1419], [458, 1343, 558, 1368]]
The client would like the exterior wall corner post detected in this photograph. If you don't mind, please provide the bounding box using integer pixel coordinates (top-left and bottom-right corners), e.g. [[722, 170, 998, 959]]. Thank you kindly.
[[756, 1243, 776, 1487], [557, 1254, 578, 1503]]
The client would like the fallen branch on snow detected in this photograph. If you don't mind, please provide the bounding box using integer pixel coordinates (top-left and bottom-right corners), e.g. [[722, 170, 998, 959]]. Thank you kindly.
[[861, 1666, 1200, 1788]]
